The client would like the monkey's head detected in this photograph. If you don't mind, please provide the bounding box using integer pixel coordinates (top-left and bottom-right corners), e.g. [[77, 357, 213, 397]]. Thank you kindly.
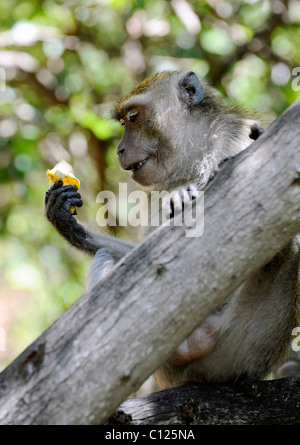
[[113, 71, 254, 190]]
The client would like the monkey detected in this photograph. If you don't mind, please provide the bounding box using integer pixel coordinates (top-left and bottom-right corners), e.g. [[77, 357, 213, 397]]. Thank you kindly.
[[45, 70, 300, 388]]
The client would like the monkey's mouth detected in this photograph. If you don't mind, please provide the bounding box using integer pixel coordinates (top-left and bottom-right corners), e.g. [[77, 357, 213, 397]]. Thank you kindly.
[[125, 157, 149, 173]]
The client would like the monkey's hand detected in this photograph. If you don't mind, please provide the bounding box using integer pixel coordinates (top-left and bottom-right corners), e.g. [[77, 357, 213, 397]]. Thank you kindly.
[[45, 180, 85, 245], [45, 181, 134, 257], [169, 184, 198, 220]]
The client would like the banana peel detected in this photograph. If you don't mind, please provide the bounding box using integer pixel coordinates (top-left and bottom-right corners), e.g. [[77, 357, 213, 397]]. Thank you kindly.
[[46, 160, 80, 215]]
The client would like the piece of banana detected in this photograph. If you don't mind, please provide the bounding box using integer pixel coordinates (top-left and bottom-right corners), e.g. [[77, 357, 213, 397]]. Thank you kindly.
[[46, 160, 80, 215]]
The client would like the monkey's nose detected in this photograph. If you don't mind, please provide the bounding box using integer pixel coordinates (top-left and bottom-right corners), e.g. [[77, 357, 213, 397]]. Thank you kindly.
[[117, 146, 125, 156]]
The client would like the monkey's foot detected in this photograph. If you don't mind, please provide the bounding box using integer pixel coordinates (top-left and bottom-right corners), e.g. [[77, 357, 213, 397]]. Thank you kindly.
[[169, 323, 219, 366], [169, 184, 198, 219]]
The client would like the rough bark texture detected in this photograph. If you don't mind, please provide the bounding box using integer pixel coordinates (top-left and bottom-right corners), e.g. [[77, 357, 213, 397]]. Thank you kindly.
[[0, 99, 299, 425], [107, 379, 300, 425]]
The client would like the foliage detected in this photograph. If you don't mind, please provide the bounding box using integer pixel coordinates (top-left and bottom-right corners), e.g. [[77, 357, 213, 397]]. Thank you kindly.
[[0, 0, 299, 370]]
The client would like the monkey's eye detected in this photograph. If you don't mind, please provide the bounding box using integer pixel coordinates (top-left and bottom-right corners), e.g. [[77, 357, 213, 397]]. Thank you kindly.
[[120, 119, 125, 127], [128, 111, 138, 123]]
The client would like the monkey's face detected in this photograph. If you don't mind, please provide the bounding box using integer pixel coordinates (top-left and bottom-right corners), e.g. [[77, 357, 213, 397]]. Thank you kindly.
[[113, 71, 206, 189], [116, 103, 177, 188]]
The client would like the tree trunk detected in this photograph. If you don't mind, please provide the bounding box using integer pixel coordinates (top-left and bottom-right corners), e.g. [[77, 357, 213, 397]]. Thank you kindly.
[[0, 99, 299, 425]]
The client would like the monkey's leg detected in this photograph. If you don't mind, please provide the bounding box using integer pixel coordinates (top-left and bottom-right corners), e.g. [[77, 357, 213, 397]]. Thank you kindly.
[[155, 239, 299, 388], [154, 314, 222, 389], [181, 239, 300, 384]]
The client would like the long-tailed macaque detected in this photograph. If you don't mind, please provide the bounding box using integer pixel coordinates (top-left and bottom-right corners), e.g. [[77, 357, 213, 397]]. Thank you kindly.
[[45, 71, 300, 388]]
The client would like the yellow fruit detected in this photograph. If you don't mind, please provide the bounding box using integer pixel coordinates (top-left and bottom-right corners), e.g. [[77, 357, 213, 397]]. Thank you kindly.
[[46, 160, 80, 215]]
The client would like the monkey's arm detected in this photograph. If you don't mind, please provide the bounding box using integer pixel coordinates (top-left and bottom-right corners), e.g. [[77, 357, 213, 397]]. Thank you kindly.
[[45, 181, 134, 258]]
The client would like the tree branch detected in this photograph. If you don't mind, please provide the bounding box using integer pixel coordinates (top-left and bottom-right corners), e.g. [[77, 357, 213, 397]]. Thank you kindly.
[[107, 378, 300, 425], [0, 99, 299, 425]]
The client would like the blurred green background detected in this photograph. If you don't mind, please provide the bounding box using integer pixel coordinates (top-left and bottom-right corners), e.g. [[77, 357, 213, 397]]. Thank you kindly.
[[0, 0, 299, 371]]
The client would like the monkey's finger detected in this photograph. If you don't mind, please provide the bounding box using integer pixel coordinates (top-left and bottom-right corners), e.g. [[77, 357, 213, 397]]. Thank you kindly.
[[45, 180, 64, 205], [45, 188, 81, 214], [45, 191, 50, 206], [49, 184, 78, 196], [170, 192, 184, 219], [54, 191, 82, 210], [45, 182, 78, 208], [47, 180, 64, 193], [47, 185, 80, 204], [179, 188, 191, 204], [171, 192, 183, 209], [48, 195, 83, 221], [179, 185, 198, 203], [187, 184, 198, 200], [60, 198, 83, 214]]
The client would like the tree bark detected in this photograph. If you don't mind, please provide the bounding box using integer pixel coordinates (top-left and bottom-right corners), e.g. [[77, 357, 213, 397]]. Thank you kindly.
[[0, 99, 299, 425], [107, 378, 300, 425]]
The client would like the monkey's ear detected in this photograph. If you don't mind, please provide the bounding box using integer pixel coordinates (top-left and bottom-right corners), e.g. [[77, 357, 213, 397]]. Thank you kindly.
[[179, 71, 204, 107]]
